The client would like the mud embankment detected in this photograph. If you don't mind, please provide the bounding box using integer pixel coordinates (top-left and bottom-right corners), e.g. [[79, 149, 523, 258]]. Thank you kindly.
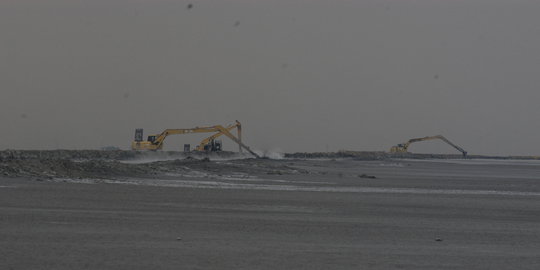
[[1, 150, 538, 179], [0, 150, 249, 179], [0, 149, 247, 161], [284, 151, 467, 160], [285, 150, 540, 160], [0, 150, 297, 179]]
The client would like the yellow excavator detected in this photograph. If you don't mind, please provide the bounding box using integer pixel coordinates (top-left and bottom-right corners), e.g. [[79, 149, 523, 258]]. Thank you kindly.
[[390, 135, 467, 157], [131, 120, 260, 158], [194, 121, 240, 152]]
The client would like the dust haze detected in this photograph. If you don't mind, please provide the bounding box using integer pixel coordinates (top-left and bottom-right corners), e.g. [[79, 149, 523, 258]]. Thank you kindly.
[[1, 0, 539, 155]]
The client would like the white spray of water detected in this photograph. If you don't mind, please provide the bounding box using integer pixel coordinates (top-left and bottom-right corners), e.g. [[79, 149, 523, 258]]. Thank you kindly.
[[254, 149, 285, 159]]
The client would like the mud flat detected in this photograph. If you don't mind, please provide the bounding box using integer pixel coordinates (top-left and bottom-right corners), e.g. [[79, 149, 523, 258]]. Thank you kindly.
[[1, 151, 540, 269], [285, 150, 540, 160]]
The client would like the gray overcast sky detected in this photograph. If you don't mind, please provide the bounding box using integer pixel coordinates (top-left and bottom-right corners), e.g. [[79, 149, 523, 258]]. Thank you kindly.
[[1, 0, 539, 155]]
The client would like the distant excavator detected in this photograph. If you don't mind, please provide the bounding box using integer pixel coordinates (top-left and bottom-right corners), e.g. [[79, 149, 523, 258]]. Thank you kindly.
[[131, 120, 260, 158], [390, 135, 467, 157]]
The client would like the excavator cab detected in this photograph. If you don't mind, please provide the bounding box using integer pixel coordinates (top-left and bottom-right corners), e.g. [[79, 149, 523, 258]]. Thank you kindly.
[[132, 129, 161, 150], [203, 139, 222, 152], [134, 129, 157, 144], [147, 135, 157, 143], [214, 140, 222, 151]]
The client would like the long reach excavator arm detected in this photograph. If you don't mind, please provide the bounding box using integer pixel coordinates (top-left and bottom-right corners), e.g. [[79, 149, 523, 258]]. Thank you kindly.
[[390, 135, 467, 157], [194, 122, 241, 152], [131, 121, 259, 158]]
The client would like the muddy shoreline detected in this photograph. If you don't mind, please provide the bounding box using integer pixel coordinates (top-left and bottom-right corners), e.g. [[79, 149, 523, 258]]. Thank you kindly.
[[2, 156, 540, 269], [1, 149, 538, 180]]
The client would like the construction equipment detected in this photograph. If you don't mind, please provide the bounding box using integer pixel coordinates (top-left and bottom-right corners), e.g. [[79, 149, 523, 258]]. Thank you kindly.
[[194, 121, 241, 152], [390, 135, 467, 157], [131, 120, 260, 158]]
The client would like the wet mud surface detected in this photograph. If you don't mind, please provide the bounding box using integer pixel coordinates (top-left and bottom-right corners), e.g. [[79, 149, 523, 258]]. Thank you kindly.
[[1, 151, 540, 269]]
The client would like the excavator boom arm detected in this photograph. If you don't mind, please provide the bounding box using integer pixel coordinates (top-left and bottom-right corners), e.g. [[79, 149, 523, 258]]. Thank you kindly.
[[213, 126, 259, 158], [152, 126, 227, 149], [437, 136, 467, 156], [391, 135, 467, 157], [132, 121, 259, 158], [195, 121, 240, 151]]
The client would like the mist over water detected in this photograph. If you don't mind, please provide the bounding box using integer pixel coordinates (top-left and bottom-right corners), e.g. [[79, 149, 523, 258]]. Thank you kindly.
[[1, 0, 539, 155]]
